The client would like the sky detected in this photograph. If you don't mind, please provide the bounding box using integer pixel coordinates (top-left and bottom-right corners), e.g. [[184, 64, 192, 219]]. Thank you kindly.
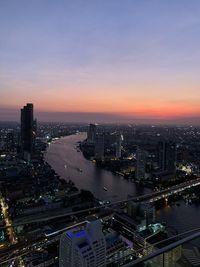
[[0, 0, 200, 124]]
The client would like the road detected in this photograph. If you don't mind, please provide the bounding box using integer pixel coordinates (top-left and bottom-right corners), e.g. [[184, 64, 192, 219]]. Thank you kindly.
[[0, 177, 199, 230], [0, 196, 25, 266], [0, 177, 200, 264], [0, 196, 17, 245]]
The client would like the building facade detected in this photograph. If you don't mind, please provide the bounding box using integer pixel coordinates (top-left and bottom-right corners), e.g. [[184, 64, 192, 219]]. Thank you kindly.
[[136, 148, 146, 180], [115, 133, 122, 159], [158, 141, 176, 174], [87, 124, 97, 143], [20, 103, 34, 161], [60, 220, 106, 267], [95, 134, 104, 161]]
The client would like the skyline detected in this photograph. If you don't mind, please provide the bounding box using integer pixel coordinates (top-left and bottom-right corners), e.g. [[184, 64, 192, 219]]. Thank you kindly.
[[1, 1, 200, 123], [1, 107, 200, 125]]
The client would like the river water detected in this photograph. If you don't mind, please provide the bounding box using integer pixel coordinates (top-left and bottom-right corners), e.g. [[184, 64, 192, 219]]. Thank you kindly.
[[45, 133, 151, 201], [45, 133, 200, 233]]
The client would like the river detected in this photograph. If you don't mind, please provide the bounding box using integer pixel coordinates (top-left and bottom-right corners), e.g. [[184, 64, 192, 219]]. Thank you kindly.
[[45, 133, 200, 233], [45, 133, 151, 201]]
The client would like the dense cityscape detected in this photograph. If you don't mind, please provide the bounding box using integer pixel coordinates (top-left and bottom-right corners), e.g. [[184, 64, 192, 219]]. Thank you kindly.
[[0, 103, 199, 266], [1, 1, 200, 266]]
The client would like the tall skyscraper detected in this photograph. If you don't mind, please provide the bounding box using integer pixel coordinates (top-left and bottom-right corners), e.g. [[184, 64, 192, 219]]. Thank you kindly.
[[87, 124, 97, 143], [115, 133, 123, 159], [136, 148, 146, 180], [158, 141, 176, 174], [59, 220, 106, 267], [21, 103, 34, 161], [95, 133, 104, 160]]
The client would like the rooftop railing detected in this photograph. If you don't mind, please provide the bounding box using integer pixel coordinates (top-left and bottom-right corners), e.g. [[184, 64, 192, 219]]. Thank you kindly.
[[122, 229, 200, 267]]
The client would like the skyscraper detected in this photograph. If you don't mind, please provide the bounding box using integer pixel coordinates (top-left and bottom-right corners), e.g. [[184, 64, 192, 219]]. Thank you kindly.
[[136, 148, 146, 180], [21, 103, 34, 161], [115, 133, 123, 159], [95, 133, 104, 160], [59, 220, 106, 267], [158, 141, 176, 174], [87, 124, 97, 143]]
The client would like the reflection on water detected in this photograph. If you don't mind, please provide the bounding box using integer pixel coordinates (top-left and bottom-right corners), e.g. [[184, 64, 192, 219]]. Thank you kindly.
[[45, 133, 200, 233], [157, 200, 200, 233], [45, 133, 151, 201]]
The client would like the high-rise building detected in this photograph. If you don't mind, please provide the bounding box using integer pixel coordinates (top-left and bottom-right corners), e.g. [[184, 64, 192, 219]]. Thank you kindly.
[[136, 148, 146, 180], [158, 141, 176, 174], [59, 220, 106, 267], [21, 103, 34, 161], [95, 133, 104, 160], [127, 201, 155, 227], [115, 133, 122, 159], [87, 124, 97, 143]]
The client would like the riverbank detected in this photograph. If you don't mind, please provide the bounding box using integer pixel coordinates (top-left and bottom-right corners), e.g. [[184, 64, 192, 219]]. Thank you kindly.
[[45, 133, 152, 201], [45, 133, 200, 234]]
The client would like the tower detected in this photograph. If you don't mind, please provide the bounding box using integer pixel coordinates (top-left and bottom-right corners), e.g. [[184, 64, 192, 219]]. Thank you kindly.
[[95, 133, 104, 161], [115, 133, 122, 159], [87, 124, 97, 143], [59, 220, 106, 267], [136, 148, 146, 180], [158, 141, 176, 174], [20, 103, 34, 161]]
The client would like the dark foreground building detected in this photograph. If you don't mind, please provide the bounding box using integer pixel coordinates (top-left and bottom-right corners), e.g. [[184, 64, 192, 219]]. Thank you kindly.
[[21, 103, 34, 161]]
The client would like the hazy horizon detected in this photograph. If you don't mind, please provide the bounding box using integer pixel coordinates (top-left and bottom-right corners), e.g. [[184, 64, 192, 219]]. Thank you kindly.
[[1, 107, 200, 126]]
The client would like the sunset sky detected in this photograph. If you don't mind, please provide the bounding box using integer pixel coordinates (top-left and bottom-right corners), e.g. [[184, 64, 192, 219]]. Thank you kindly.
[[1, 0, 200, 123]]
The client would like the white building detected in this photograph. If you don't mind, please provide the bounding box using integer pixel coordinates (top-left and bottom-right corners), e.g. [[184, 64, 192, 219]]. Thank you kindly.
[[59, 220, 106, 267]]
